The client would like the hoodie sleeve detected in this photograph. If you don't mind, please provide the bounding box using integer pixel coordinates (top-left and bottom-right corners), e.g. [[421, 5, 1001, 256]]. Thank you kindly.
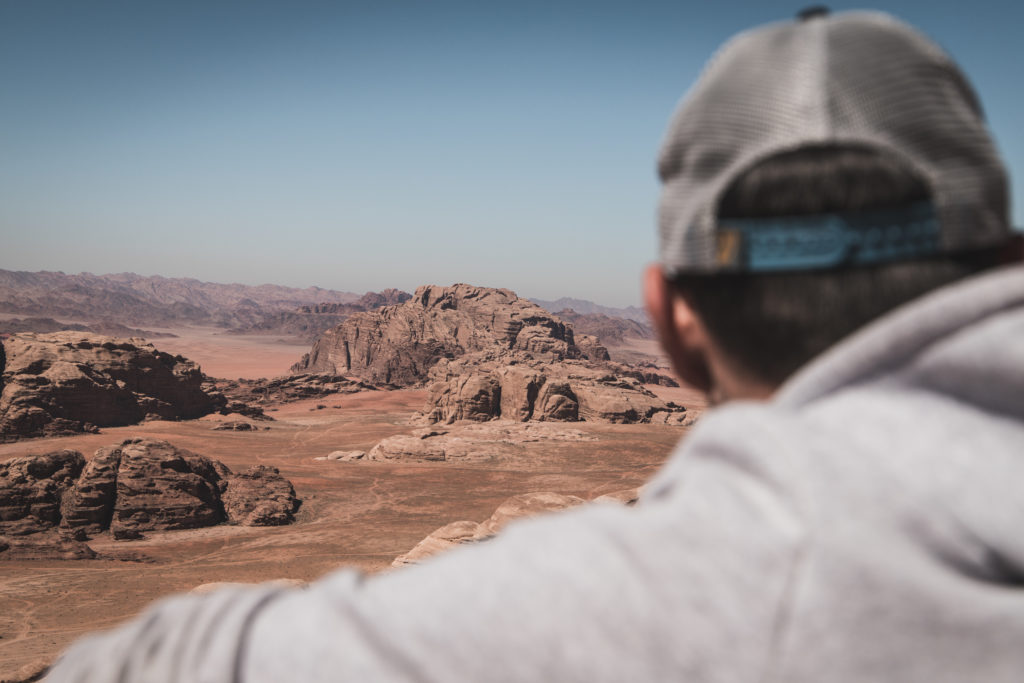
[[46, 413, 805, 683]]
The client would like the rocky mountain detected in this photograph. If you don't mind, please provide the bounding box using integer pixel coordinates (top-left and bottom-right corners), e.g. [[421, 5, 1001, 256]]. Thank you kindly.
[[227, 289, 412, 341], [552, 309, 654, 345], [0, 439, 300, 543], [289, 283, 683, 426], [291, 284, 592, 385], [0, 332, 222, 442], [529, 296, 648, 324], [0, 269, 361, 327]]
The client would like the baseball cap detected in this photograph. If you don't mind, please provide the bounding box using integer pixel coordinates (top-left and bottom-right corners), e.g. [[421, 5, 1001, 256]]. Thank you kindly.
[[657, 8, 1011, 274]]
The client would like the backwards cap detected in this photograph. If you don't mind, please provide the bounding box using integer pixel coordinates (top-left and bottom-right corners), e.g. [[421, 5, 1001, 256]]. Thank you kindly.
[[658, 8, 1011, 274]]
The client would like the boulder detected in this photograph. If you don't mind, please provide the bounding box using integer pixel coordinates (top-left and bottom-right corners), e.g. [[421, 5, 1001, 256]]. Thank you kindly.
[[315, 450, 366, 462], [0, 332, 222, 441], [110, 439, 229, 534], [222, 465, 299, 526]]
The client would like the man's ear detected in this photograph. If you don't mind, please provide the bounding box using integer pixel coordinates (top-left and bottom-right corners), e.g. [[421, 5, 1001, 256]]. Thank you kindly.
[[643, 264, 713, 392]]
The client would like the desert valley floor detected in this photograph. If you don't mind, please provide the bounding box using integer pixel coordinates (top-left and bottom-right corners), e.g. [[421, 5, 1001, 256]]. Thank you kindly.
[[0, 328, 702, 681]]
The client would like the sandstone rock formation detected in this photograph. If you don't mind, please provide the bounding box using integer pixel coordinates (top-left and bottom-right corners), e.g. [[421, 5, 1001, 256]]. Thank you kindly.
[[368, 423, 597, 464], [0, 439, 300, 546], [288, 284, 685, 425], [211, 421, 267, 431], [0, 332, 223, 441], [393, 491, 650, 567], [58, 445, 120, 535], [0, 449, 84, 535], [314, 450, 365, 462], [414, 356, 688, 426], [208, 374, 377, 406], [108, 439, 231, 534], [221, 465, 299, 526], [291, 284, 598, 385], [573, 334, 611, 362], [392, 487, 645, 567], [0, 534, 98, 561]]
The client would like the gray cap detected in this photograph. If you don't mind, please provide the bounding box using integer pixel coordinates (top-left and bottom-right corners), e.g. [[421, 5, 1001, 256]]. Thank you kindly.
[[658, 9, 1011, 274]]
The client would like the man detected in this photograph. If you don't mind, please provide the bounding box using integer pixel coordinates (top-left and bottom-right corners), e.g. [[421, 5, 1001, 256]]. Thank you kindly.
[[47, 9, 1023, 682]]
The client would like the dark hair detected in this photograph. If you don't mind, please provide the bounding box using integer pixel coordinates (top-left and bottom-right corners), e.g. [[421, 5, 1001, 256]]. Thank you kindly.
[[671, 145, 1002, 386]]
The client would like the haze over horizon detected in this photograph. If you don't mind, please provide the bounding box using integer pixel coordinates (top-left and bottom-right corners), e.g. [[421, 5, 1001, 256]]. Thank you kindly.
[[3, 0, 1022, 308]]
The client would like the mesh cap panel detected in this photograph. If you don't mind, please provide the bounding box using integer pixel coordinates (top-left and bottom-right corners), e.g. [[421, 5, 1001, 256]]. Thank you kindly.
[[657, 10, 1010, 274]]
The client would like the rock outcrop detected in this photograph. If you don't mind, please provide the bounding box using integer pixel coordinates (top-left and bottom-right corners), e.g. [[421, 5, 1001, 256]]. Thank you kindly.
[[221, 465, 299, 526], [209, 374, 377, 406], [0, 439, 300, 545], [0, 332, 223, 441], [0, 449, 85, 535], [109, 439, 231, 534], [58, 445, 120, 535], [291, 284, 597, 385], [392, 490, 649, 567], [314, 450, 366, 462], [368, 423, 597, 464], [414, 356, 688, 426]]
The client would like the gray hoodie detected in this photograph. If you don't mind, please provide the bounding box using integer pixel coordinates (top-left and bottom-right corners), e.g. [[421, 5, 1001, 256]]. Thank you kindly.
[[46, 264, 1024, 682]]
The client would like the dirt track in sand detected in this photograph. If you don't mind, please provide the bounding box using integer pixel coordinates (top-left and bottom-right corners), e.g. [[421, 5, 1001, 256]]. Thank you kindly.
[[0, 331, 704, 680]]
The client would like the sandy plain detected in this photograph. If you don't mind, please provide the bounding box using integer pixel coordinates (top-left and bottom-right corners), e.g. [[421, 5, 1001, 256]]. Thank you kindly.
[[0, 329, 702, 681]]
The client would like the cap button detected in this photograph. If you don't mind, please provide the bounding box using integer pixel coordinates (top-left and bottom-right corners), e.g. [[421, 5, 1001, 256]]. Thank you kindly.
[[797, 5, 830, 21]]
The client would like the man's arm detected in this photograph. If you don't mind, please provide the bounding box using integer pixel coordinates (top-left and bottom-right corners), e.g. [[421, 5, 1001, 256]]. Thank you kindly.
[[47, 415, 805, 682]]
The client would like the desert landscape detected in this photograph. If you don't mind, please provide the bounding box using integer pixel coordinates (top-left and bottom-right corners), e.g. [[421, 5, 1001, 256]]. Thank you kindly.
[[0, 272, 701, 682]]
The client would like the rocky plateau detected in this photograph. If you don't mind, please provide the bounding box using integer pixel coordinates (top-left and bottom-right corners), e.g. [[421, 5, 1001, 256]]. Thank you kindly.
[[0, 332, 225, 442]]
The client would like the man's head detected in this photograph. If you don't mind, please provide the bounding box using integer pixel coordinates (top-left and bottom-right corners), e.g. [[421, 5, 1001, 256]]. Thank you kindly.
[[646, 9, 1019, 401]]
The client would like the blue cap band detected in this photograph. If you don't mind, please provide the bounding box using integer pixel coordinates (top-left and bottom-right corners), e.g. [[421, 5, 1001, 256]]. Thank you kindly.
[[715, 201, 941, 271]]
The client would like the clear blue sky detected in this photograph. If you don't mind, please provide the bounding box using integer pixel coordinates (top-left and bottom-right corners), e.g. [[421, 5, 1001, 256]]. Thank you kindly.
[[1, 1, 1021, 307]]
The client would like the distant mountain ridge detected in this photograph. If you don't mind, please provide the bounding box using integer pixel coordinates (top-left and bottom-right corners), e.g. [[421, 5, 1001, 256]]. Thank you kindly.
[[0, 270, 361, 327], [228, 289, 413, 341], [529, 297, 647, 324], [552, 309, 653, 345]]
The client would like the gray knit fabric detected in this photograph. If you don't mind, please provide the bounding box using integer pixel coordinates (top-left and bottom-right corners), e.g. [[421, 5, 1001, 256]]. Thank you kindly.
[[45, 264, 1024, 681], [658, 10, 1010, 273]]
